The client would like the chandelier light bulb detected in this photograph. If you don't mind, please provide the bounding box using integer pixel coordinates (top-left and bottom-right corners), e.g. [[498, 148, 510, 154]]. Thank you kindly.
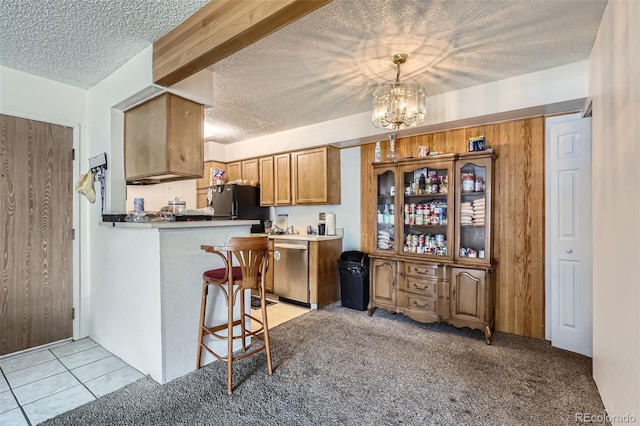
[[372, 53, 426, 130]]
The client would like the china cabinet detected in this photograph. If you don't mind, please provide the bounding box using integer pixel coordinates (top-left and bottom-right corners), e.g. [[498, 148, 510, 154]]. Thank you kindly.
[[368, 149, 496, 344]]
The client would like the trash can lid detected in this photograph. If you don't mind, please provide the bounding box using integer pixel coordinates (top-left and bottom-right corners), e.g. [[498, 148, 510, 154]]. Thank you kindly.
[[339, 250, 369, 263]]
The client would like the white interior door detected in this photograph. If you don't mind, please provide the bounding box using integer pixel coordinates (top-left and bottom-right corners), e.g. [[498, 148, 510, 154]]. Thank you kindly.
[[547, 116, 592, 356]]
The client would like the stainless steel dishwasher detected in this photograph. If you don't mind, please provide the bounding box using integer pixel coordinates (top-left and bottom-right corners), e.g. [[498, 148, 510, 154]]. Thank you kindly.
[[273, 239, 309, 306]]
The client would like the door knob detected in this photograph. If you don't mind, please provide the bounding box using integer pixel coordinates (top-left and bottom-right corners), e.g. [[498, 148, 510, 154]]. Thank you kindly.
[[565, 248, 573, 253]]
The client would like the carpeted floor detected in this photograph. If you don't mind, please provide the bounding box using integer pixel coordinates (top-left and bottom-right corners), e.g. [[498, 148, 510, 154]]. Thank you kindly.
[[43, 302, 606, 425]]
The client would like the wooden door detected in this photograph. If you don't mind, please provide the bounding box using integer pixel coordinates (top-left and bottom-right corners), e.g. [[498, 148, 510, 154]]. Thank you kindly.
[[369, 258, 396, 312], [274, 153, 291, 205], [292, 147, 328, 204], [242, 159, 259, 184], [259, 156, 274, 206], [450, 267, 486, 324], [227, 162, 241, 182], [548, 117, 592, 356], [0, 114, 73, 355]]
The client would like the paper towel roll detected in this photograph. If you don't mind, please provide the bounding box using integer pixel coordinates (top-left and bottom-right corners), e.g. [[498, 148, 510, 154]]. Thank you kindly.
[[326, 212, 336, 235]]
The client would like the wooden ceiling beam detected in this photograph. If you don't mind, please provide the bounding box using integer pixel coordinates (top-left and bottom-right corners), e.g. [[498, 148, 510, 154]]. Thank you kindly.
[[153, 0, 332, 87]]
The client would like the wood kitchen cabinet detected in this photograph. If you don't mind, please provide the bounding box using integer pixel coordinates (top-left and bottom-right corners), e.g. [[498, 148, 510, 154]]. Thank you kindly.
[[274, 153, 292, 205], [226, 159, 259, 184], [450, 267, 494, 344], [259, 153, 292, 206], [259, 156, 275, 206], [309, 238, 342, 308], [196, 160, 226, 189], [124, 93, 203, 183], [196, 160, 226, 208], [369, 258, 397, 312], [368, 150, 496, 344], [226, 162, 241, 182], [242, 159, 259, 184], [196, 188, 208, 209], [291, 146, 340, 204]]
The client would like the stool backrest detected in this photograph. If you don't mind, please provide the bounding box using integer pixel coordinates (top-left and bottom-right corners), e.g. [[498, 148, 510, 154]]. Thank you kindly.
[[224, 236, 269, 289]]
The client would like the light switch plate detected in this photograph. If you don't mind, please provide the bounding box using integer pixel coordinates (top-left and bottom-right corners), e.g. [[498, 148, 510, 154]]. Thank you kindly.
[[319, 212, 325, 220]]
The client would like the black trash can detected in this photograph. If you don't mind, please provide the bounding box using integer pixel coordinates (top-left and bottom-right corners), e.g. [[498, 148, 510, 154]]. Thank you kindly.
[[338, 251, 370, 311]]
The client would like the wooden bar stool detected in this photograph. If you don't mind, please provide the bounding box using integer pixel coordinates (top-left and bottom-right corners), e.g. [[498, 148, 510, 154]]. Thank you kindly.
[[196, 236, 272, 394]]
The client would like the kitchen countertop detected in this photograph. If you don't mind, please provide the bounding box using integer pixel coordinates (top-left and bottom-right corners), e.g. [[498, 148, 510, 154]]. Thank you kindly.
[[99, 219, 259, 229], [253, 232, 343, 242]]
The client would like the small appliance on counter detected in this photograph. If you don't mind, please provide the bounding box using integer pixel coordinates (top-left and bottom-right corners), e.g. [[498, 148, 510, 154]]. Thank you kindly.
[[208, 184, 268, 233], [326, 212, 336, 235]]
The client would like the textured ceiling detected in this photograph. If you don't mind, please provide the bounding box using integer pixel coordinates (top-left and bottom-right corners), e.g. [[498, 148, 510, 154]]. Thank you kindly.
[[0, 0, 607, 144], [0, 0, 208, 89]]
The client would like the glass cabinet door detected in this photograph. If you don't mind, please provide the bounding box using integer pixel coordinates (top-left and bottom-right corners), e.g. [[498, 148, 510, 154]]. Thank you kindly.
[[399, 160, 454, 259], [374, 167, 397, 253], [455, 154, 492, 264]]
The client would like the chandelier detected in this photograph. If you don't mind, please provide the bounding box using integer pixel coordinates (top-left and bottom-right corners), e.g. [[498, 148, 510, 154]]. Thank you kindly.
[[372, 53, 426, 130]]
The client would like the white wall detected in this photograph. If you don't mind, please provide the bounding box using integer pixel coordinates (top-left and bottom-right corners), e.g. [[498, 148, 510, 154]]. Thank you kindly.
[[0, 66, 89, 338], [85, 46, 159, 344], [589, 0, 640, 421]]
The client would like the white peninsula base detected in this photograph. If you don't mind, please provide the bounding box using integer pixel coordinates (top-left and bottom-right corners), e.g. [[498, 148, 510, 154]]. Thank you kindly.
[[92, 220, 258, 383]]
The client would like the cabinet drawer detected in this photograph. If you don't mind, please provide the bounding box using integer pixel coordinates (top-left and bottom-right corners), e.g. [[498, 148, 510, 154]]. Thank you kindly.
[[405, 278, 437, 297], [406, 295, 436, 313], [405, 262, 440, 279]]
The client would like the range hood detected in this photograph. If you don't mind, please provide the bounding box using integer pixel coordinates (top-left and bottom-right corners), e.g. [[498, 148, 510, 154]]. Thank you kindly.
[[124, 93, 204, 184]]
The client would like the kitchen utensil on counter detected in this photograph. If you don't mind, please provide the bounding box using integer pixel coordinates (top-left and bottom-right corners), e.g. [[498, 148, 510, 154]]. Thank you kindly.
[[168, 197, 186, 215], [326, 212, 336, 235], [276, 214, 288, 231], [318, 223, 326, 235]]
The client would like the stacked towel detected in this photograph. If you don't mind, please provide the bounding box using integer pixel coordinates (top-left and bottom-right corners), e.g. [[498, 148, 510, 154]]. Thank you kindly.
[[460, 201, 473, 225], [473, 198, 485, 225], [377, 229, 394, 250]]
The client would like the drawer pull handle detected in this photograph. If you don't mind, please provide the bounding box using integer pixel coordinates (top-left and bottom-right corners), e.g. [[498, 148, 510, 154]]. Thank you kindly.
[[413, 267, 430, 275], [412, 283, 429, 291], [413, 300, 430, 308]]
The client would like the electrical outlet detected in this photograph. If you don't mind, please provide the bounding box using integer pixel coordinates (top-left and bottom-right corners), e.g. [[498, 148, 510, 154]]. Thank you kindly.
[[319, 212, 325, 220]]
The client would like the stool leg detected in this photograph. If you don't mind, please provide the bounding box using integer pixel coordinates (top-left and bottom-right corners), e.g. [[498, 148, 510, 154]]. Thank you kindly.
[[196, 281, 208, 370], [240, 289, 247, 352], [227, 287, 234, 394], [261, 286, 273, 375]]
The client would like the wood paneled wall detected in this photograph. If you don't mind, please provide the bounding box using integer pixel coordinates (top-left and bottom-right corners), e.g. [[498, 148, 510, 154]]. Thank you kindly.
[[361, 117, 545, 338]]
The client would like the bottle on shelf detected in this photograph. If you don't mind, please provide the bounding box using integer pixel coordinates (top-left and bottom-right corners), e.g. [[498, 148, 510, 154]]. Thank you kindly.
[[374, 141, 381, 162]]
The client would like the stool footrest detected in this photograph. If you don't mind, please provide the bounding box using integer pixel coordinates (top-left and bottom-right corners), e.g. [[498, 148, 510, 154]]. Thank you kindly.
[[202, 314, 266, 340]]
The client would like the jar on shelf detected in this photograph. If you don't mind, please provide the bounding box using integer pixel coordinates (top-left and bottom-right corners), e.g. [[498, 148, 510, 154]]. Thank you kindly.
[[462, 172, 475, 192]]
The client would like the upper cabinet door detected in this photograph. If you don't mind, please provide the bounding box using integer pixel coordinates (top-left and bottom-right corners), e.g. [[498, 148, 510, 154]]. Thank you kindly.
[[226, 161, 241, 182], [454, 151, 495, 264], [242, 159, 259, 184], [373, 164, 398, 254], [259, 156, 275, 206], [291, 146, 341, 205], [274, 153, 292, 205], [398, 157, 455, 261]]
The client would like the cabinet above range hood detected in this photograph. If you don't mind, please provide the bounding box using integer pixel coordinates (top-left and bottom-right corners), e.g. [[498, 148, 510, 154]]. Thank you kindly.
[[124, 92, 203, 185]]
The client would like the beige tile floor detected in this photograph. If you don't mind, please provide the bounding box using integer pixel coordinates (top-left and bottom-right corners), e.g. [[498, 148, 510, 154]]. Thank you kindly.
[[0, 300, 308, 425], [251, 297, 310, 328], [0, 338, 144, 425]]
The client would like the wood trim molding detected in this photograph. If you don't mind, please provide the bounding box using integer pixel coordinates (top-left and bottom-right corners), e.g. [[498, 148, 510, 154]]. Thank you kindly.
[[153, 0, 332, 87]]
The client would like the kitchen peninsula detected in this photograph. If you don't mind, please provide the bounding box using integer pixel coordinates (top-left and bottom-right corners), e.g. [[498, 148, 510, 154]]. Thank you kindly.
[[93, 220, 259, 384]]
